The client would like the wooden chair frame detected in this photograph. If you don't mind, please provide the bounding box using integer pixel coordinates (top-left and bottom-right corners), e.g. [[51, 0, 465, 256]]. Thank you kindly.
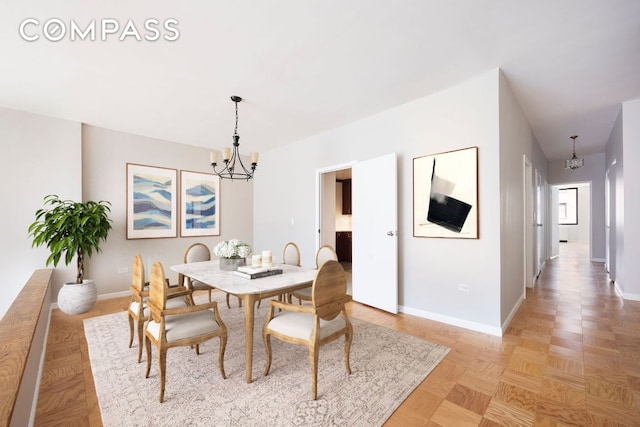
[[128, 254, 191, 363], [289, 244, 338, 304], [144, 261, 228, 402], [282, 241, 301, 267], [263, 260, 353, 400]]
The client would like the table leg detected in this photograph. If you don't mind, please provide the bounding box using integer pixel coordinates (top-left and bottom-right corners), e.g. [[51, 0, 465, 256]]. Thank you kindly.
[[243, 293, 259, 383]]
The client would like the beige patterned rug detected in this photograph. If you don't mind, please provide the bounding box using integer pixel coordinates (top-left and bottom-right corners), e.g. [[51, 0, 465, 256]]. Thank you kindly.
[[84, 293, 449, 426]]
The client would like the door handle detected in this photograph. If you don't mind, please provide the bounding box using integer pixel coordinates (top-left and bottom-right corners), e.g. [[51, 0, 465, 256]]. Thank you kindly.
[[386, 231, 396, 236]]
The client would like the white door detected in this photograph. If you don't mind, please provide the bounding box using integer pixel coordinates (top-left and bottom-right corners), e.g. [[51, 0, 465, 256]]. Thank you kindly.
[[524, 157, 534, 289], [550, 186, 559, 258], [535, 169, 545, 277], [352, 153, 398, 313], [605, 162, 616, 280]]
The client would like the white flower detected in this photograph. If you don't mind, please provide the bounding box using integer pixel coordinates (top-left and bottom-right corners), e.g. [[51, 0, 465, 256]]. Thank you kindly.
[[213, 239, 252, 259]]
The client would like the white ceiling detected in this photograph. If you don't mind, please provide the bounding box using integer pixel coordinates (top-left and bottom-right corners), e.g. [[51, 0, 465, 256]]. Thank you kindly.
[[1, 1, 639, 161]]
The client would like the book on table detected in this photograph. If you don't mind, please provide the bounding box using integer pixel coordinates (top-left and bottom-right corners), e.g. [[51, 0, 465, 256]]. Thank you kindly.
[[233, 266, 283, 279]]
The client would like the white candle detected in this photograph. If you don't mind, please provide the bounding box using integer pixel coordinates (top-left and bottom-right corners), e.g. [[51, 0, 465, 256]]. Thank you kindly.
[[261, 250, 272, 267], [252, 255, 262, 268], [210, 151, 219, 164], [250, 151, 259, 164], [222, 147, 231, 160]]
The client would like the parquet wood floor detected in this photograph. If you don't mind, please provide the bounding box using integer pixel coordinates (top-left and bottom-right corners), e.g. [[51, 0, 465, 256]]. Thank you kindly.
[[35, 243, 640, 426]]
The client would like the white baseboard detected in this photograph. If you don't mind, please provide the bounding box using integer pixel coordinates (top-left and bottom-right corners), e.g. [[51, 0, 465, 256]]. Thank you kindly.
[[623, 292, 640, 302], [98, 290, 130, 300], [51, 290, 130, 309], [399, 305, 503, 337]]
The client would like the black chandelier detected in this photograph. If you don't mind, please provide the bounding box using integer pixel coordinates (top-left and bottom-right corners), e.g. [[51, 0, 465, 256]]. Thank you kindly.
[[209, 96, 258, 180], [564, 135, 584, 170]]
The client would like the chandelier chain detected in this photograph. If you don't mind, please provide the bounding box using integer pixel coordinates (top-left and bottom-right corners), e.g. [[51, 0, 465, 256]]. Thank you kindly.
[[234, 99, 239, 137]]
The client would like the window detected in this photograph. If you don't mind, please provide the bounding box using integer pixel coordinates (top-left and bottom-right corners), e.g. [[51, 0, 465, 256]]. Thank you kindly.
[[558, 187, 578, 225]]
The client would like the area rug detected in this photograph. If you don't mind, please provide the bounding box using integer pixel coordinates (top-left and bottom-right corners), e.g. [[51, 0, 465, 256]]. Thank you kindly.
[[84, 293, 449, 426]]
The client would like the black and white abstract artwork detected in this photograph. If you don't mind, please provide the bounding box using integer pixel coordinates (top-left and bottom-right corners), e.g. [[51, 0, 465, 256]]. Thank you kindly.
[[413, 147, 478, 239]]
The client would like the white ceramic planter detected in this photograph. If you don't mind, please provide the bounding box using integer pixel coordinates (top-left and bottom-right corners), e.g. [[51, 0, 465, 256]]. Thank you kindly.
[[57, 280, 98, 315]]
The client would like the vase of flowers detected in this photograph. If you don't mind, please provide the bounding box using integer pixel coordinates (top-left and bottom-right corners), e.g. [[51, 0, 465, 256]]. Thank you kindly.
[[213, 239, 252, 271]]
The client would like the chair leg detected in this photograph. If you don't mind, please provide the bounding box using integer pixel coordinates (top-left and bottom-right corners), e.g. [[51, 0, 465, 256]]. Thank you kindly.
[[158, 348, 167, 403], [218, 334, 227, 379], [344, 327, 353, 375], [310, 344, 320, 400], [263, 334, 272, 376], [136, 318, 145, 363], [186, 293, 196, 306], [127, 313, 134, 348], [144, 336, 152, 379]]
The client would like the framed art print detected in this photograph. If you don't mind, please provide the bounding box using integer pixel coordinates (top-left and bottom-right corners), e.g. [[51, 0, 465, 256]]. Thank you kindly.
[[180, 170, 220, 237], [126, 163, 178, 239], [413, 146, 478, 239]]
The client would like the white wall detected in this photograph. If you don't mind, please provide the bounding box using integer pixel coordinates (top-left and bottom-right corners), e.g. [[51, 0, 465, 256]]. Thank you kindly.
[[0, 107, 81, 319], [498, 72, 548, 326], [255, 69, 511, 333], [82, 125, 254, 295], [621, 99, 640, 300], [547, 152, 606, 261], [605, 107, 622, 286]]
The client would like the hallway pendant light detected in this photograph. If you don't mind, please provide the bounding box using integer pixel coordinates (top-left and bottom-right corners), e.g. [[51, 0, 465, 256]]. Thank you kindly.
[[564, 135, 584, 170], [209, 96, 258, 181]]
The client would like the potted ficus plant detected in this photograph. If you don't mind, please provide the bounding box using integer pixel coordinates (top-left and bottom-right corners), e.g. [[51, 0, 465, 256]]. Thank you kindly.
[[28, 194, 112, 315]]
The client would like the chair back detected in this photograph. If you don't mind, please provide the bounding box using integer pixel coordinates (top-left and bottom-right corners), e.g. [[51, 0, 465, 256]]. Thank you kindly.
[[312, 260, 348, 320], [181, 243, 211, 288], [315, 245, 338, 269], [283, 242, 301, 266], [149, 262, 169, 319], [184, 243, 211, 263], [131, 254, 145, 293]]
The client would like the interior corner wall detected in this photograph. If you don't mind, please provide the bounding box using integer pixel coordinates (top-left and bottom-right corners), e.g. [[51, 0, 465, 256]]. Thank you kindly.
[[81, 125, 254, 297], [547, 152, 606, 262], [0, 107, 80, 319], [498, 71, 548, 327], [606, 106, 623, 291], [254, 69, 504, 332], [622, 98, 640, 300]]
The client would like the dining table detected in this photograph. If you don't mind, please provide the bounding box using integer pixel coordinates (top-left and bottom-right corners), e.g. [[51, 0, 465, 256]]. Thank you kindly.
[[170, 260, 316, 383]]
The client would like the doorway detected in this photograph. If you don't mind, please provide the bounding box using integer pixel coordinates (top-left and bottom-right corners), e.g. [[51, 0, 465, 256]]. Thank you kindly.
[[552, 182, 592, 263], [316, 153, 399, 313], [316, 162, 356, 294]]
